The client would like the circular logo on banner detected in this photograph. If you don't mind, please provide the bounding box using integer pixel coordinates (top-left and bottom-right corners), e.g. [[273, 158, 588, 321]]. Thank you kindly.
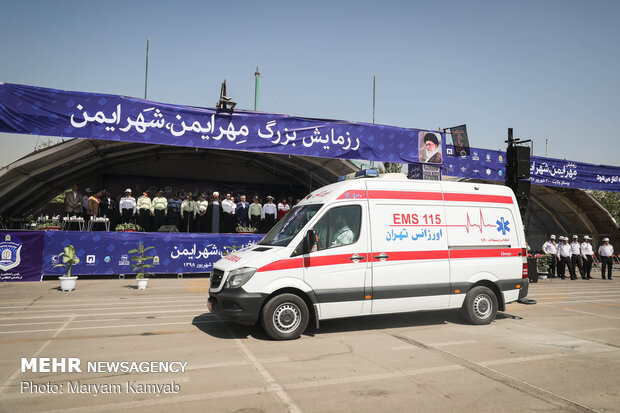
[[104, 256, 111, 263]]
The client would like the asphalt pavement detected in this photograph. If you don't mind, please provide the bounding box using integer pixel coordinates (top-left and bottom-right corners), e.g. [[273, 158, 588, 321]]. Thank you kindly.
[[0, 273, 618, 413]]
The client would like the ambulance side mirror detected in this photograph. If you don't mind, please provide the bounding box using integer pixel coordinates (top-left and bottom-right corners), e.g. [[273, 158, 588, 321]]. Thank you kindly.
[[303, 230, 317, 254]]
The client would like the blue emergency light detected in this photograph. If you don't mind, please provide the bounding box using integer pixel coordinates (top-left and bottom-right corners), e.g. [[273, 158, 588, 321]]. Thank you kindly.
[[355, 169, 379, 178]]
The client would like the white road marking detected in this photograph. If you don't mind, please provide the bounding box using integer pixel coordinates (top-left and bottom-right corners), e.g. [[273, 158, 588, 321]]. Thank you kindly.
[[0, 308, 207, 321], [0, 315, 75, 394], [0, 303, 206, 315], [0, 319, 217, 335]]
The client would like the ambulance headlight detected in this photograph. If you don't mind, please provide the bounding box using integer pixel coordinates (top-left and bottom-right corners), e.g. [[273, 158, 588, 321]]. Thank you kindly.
[[224, 267, 257, 289]]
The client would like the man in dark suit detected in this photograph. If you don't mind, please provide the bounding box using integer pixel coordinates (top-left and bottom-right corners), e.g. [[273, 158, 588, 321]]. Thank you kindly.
[[99, 189, 117, 230], [235, 195, 250, 227], [64, 184, 82, 216]]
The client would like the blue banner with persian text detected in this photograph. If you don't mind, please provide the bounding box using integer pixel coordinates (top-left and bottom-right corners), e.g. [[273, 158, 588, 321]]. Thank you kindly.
[[0, 82, 444, 164], [443, 145, 620, 192], [42, 231, 263, 276]]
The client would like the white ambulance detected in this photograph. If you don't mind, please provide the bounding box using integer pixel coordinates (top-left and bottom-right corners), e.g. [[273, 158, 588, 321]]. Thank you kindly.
[[208, 171, 529, 340]]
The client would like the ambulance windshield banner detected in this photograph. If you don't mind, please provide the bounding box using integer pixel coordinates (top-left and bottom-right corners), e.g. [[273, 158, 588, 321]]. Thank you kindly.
[[42, 231, 263, 276], [0, 82, 443, 164], [0, 231, 44, 282], [443, 145, 620, 192]]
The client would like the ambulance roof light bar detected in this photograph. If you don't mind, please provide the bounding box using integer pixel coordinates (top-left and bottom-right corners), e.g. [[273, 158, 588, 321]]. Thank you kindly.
[[355, 169, 379, 178], [338, 169, 379, 181]]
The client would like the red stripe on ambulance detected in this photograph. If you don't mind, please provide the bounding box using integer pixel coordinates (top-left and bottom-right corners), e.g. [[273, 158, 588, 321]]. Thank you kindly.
[[257, 248, 520, 272], [337, 190, 513, 204]]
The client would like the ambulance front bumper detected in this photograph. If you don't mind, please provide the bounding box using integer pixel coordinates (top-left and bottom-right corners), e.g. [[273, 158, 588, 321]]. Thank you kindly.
[[208, 289, 267, 326]]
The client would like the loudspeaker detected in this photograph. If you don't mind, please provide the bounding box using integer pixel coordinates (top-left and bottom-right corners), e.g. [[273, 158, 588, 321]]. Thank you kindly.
[[507, 145, 531, 179], [514, 146, 530, 162], [157, 225, 179, 233], [515, 179, 531, 198], [515, 161, 530, 179]]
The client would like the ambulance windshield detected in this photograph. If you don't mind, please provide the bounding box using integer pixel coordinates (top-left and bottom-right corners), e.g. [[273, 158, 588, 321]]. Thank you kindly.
[[259, 204, 323, 247]]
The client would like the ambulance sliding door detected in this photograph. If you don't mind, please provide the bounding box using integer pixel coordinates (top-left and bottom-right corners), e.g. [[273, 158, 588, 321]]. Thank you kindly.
[[444, 204, 522, 304], [366, 180, 450, 314]]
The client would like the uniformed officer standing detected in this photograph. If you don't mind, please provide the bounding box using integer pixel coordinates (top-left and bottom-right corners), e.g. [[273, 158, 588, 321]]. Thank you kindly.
[[248, 196, 263, 230], [557, 236, 575, 279], [570, 235, 585, 279], [263, 196, 277, 232], [195, 193, 209, 232], [598, 238, 614, 280], [167, 193, 182, 230], [180, 193, 196, 233], [137, 191, 152, 231], [542, 235, 559, 278], [118, 189, 136, 224], [580, 235, 594, 279], [151, 190, 168, 231], [221, 193, 236, 233], [277, 197, 290, 220]]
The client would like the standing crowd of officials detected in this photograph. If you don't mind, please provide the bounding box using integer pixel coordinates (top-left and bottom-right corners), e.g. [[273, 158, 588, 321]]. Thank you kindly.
[[64, 184, 296, 233], [542, 234, 614, 280]]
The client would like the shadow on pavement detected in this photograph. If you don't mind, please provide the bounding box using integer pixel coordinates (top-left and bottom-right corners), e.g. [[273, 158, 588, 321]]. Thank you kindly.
[[191, 308, 517, 341]]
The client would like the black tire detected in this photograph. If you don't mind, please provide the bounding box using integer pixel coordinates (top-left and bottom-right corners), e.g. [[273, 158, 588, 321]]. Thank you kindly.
[[462, 286, 498, 325], [261, 293, 309, 340]]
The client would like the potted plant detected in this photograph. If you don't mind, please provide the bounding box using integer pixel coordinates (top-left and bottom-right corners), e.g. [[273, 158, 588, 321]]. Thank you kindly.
[[53, 245, 80, 291], [129, 241, 154, 290], [115, 222, 143, 232], [236, 224, 257, 234], [37, 220, 62, 230], [537, 254, 553, 280]]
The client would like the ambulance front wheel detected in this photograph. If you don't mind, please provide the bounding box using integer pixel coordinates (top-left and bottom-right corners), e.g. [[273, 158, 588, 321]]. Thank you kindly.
[[261, 293, 309, 340], [462, 286, 498, 325]]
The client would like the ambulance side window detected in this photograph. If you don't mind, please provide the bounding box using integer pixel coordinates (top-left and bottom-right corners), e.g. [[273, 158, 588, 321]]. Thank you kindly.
[[313, 205, 361, 251]]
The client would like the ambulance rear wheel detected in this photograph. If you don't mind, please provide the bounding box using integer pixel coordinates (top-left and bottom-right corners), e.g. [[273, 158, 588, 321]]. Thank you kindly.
[[261, 294, 309, 340], [462, 286, 497, 325]]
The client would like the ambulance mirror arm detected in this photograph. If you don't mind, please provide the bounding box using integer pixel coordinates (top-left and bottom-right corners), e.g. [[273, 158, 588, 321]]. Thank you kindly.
[[303, 230, 317, 254]]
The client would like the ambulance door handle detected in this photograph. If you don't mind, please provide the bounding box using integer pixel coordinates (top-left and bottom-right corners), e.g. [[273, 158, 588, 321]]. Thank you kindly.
[[374, 253, 389, 261], [349, 254, 365, 262]]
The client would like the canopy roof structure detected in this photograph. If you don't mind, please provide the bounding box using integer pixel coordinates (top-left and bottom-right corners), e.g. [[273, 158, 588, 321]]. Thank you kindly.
[[1, 139, 617, 248], [0, 138, 359, 218]]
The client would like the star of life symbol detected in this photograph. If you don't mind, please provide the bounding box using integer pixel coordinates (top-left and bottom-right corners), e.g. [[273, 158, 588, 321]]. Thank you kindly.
[[0, 234, 22, 271], [485, 168, 491, 175], [496, 217, 510, 235]]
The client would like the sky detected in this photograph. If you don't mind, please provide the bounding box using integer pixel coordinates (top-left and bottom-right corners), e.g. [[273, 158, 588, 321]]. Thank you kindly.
[[1, 0, 619, 168]]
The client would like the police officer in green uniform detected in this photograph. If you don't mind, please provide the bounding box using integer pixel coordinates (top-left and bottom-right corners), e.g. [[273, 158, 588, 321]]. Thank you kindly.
[[180, 193, 196, 233], [137, 191, 152, 231], [151, 189, 168, 231]]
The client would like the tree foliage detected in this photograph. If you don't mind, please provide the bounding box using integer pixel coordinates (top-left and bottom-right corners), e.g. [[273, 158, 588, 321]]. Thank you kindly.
[[589, 190, 620, 224], [378, 162, 403, 174]]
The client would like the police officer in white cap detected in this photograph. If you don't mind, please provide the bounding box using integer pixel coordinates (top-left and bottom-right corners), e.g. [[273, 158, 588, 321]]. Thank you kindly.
[[263, 196, 277, 231], [580, 235, 594, 279], [542, 235, 559, 278], [570, 235, 585, 279], [118, 188, 136, 224], [598, 238, 614, 280], [557, 236, 575, 279]]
